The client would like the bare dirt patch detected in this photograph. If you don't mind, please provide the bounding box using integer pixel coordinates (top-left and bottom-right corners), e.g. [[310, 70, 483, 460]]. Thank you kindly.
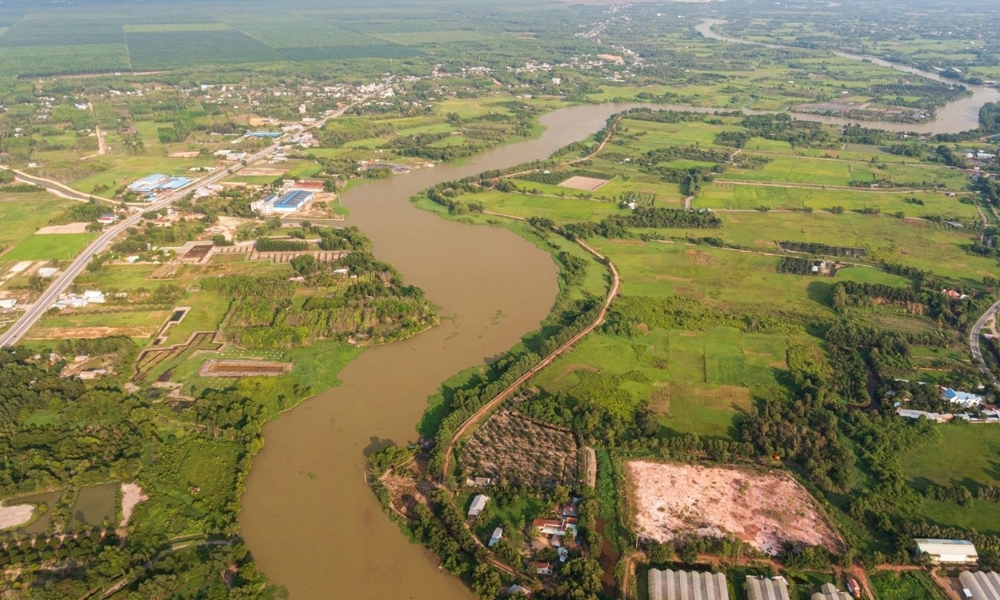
[[199, 359, 293, 377], [28, 326, 157, 340], [240, 167, 286, 177], [35, 222, 90, 234], [0, 499, 35, 530], [559, 176, 609, 192], [119, 482, 148, 528], [627, 460, 842, 556]]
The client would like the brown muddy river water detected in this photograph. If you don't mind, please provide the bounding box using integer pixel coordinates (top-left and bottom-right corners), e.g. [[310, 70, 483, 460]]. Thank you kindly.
[[240, 103, 646, 600], [241, 39, 998, 594]]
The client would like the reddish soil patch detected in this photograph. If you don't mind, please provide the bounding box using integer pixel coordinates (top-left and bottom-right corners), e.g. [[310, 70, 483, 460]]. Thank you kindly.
[[627, 460, 842, 556]]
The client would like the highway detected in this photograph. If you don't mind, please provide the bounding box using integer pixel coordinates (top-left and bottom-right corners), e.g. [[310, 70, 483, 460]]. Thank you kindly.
[[0, 91, 379, 348], [0, 142, 280, 347], [970, 297, 1000, 384]]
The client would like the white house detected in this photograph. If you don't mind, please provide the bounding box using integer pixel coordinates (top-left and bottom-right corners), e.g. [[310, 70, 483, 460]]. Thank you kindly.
[[0, 298, 17, 310], [37, 267, 58, 278], [489, 526, 503, 547], [468, 494, 489, 517]]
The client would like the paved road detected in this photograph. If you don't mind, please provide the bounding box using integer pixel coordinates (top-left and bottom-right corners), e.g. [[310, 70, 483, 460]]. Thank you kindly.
[[0, 142, 280, 347], [970, 297, 1000, 382], [6, 168, 103, 203]]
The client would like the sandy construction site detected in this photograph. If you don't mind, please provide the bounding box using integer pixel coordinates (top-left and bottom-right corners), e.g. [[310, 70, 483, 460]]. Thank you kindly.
[[626, 460, 841, 555]]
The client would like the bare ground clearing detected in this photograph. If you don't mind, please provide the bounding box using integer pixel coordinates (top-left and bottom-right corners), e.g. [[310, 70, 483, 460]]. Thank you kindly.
[[36, 223, 90, 234], [119, 482, 148, 528], [0, 500, 35, 530], [559, 176, 609, 192], [28, 326, 157, 340], [627, 460, 841, 556]]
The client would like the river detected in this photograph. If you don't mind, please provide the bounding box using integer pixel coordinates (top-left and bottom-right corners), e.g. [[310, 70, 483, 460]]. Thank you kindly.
[[240, 22, 1000, 599], [695, 18, 1000, 134], [240, 103, 650, 600]]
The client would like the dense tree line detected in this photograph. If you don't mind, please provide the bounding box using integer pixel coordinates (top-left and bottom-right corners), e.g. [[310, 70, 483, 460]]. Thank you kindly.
[[560, 207, 721, 240], [779, 241, 866, 258], [255, 238, 309, 252]]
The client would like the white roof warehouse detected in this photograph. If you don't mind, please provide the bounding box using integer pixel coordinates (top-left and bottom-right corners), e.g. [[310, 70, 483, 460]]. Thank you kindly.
[[915, 538, 978, 564]]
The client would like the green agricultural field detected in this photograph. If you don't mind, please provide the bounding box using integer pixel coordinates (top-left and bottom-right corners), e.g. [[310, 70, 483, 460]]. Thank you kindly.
[[532, 326, 804, 439], [0, 195, 81, 254], [1, 233, 94, 261], [451, 190, 628, 224], [125, 30, 288, 70], [696, 184, 979, 219], [636, 211, 994, 282]]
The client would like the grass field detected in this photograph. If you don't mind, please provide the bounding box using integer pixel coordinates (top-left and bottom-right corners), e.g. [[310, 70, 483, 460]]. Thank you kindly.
[[0, 195, 80, 253], [901, 423, 1000, 489], [2, 233, 95, 261], [532, 326, 804, 440], [696, 184, 979, 219]]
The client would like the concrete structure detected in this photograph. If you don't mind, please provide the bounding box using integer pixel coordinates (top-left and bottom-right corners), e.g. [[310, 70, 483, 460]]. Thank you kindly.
[[648, 569, 729, 600], [916, 538, 979, 564], [250, 199, 276, 216], [746, 576, 790, 600], [943, 387, 985, 407], [468, 494, 489, 517], [959, 571, 1000, 600], [811, 584, 851, 600]]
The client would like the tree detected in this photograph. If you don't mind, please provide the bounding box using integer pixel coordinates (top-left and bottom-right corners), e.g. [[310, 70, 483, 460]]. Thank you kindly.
[[472, 564, 503, 600], [647, 541, 675, 565], [556, 558, 602, 600]]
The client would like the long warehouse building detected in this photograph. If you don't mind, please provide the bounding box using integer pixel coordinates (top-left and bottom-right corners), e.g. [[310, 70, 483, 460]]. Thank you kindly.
[[648, 569, 729, 600]]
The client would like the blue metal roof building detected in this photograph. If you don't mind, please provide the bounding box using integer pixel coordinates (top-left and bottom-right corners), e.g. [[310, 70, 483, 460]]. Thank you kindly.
[[264, 190, 313, 213]]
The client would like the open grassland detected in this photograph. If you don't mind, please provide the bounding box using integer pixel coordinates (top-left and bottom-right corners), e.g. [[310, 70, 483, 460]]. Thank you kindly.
[[2, 233, 95, 261], [726, 155, 967, 189], [901, 424, 1000, 534], [531, 326, 805, 439], [637, 211, 994, 282], [902, 424, 1000, 489], [0, 195, 80, 254], [696, 184, 979, 218]]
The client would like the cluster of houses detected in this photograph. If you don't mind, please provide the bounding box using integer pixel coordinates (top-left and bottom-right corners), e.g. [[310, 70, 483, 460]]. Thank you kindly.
[[50, 290, 105, 310], [466, 494, 580, 577], [893, 383, 995, 423]]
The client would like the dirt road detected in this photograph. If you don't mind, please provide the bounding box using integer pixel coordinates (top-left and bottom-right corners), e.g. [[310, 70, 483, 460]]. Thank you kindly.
[[440, 229, 621, 479]]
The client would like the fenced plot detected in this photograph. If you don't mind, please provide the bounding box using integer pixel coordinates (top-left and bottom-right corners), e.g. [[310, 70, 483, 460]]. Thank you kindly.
[[559, 176, 610, 192], [460, 410, 581, 489]]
